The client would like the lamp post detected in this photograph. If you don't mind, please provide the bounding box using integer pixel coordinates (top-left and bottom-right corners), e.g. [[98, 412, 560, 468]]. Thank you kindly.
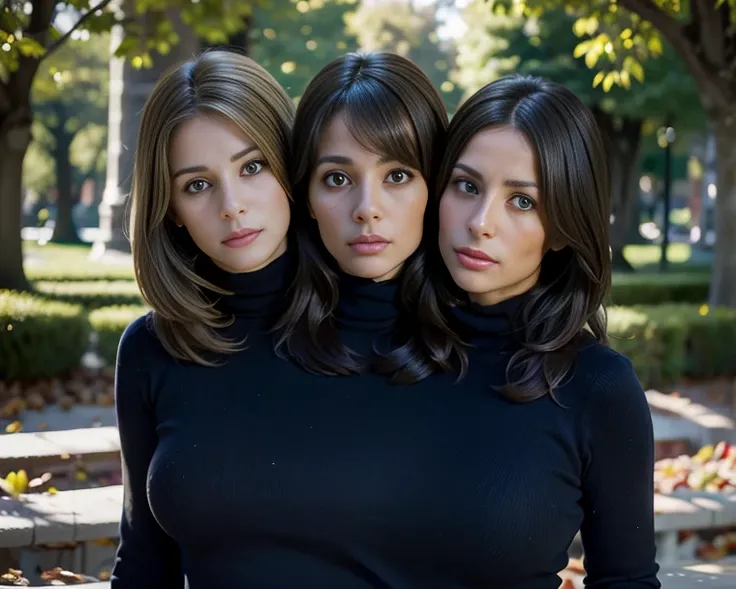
[[657, 120, 676, 271]]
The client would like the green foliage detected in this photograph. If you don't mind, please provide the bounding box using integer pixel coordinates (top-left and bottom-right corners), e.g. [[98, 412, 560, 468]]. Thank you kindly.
[[250, 0, 359, 100], [89, 305, 148, 366], [608, 303, 736, 387], [0, 290, 90, 380], [456, 0, 702, 127], [33, 280, 144, 309], [345, 0, 462, 111], [485, 0, 736, 93], [609, 273, 710, 306]]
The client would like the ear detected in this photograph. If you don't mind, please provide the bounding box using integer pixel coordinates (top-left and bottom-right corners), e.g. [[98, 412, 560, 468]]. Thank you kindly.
[[307, 201, 316, 220], [167, 208, 183, 228], [549, 239, 565, 252]]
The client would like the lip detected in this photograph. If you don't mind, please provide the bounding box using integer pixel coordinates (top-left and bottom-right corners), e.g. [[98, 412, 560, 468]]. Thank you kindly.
[[454, 247, 499, 270], [222, 228, 262, 248], [349, 233, 390, 255]]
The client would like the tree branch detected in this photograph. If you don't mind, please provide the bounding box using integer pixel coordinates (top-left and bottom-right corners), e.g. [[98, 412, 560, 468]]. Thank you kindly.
[[42, 0, 115, 61], [618, 0, 733, 110]]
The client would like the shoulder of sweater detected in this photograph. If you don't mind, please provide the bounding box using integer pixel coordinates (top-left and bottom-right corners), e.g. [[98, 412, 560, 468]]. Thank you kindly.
[[117, 311, 168, 367], [558, 335, 646, 413]]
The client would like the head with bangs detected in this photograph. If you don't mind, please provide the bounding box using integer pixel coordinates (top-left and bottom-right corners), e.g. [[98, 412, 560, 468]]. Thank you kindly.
[[129, 49, 294, 365], [276, 52, 463, 381]]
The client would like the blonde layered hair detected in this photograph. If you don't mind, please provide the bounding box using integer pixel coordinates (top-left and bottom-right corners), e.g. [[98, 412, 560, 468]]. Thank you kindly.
[[128, 50, 295, 365]]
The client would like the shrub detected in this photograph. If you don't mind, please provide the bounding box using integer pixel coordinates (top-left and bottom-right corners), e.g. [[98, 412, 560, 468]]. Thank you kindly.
[[608, 304, 736, 388], [609, 273, 710, 306], [89, 305, 149, 366], [0, 291, 90, 380], [34, 280, 144, 309]]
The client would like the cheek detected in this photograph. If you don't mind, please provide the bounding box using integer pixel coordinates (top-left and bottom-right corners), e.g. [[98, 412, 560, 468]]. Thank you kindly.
[[515, 216, 547, 261], [438, 195, 461, 241]]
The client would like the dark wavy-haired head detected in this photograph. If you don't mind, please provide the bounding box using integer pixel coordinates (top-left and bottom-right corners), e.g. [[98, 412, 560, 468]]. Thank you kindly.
[[432, 74, 612, 402], [274, 51, 467, 382]]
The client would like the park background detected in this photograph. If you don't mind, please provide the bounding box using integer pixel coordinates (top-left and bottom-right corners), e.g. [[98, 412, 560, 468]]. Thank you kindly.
[[1, 0, 736, 587]]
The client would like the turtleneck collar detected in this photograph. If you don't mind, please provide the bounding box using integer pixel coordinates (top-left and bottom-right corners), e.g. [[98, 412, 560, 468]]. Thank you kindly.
[[197, 250, 293, 322], [451, 290, 531, 347], [335, 272, 400, 333]]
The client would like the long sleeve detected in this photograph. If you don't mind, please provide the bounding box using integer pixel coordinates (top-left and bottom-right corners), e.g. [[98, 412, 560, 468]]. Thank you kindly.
[[110, 316, 184, 588], [579, 352, 661, 588]]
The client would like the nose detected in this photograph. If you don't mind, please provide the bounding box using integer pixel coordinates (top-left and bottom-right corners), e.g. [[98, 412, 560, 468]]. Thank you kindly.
[[468, 196, 496, 239], [352, 182, 383, 223], [220, 184, 247, 220]]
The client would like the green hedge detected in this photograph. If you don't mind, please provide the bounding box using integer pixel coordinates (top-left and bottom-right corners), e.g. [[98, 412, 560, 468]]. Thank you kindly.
[[89, 305, 149, 366], [608, 273, 710, 306], [608, 304, 736, 388], [0, 290, 90, 380], [34, 280, 144, 309]]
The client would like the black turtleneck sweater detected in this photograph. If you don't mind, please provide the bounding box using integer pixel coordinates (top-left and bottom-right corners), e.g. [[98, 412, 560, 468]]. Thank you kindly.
[[112, 260, 659, 589]]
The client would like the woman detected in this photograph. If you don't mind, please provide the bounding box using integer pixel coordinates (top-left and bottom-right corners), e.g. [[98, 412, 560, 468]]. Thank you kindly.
[[111, 50, 295, 588], [276, 52, 465, 382], [431, 74, 660, 587]]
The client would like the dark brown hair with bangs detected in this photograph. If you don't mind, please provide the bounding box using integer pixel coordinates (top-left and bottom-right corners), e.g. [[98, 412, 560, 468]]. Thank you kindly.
[[274, 51, 467, 382]]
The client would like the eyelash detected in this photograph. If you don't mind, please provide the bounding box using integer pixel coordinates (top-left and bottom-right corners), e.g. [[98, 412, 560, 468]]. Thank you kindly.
[[322, 168, 415, 188], [452, 178, 536, 211], [183, 159, 267, 194]]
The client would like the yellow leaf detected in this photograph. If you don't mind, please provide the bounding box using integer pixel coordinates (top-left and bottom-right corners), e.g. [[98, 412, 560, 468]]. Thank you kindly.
[[5, 420, 22, 434], [573, 40, 591, 58], [47, 486, 58, 495], [586, 16, 599, 36], [573, 17, 587, 37], [648, 35, 664, 56], [593, 71, 605, 87], [620, 70, 631, 88], [15, 470, 28, 494], [630, 60, 645, 83], [585, 50, 599, 69], [602, 72, 615, 92], [620, 28, 633, 40]]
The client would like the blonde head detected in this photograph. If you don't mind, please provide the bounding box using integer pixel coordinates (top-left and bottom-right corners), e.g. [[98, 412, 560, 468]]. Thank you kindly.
[[129, 50, 295, 365]]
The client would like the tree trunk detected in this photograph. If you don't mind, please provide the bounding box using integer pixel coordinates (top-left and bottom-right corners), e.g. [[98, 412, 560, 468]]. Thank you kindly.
[[50, 105, 82, 244], [711, 117, 736, 307], [0, 121, 32, 292], [593, 109, 642, 272]]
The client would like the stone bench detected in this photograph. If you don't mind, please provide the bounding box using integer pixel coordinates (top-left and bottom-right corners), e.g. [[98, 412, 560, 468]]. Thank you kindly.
[[0, 426, 120, 474], [0, 485, 122, 548]]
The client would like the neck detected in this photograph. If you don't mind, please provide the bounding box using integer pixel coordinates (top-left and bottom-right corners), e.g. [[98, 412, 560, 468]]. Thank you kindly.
[[452, 290, 531, 347], [197, 250, 293, 322], [336, 272, 400, 333]]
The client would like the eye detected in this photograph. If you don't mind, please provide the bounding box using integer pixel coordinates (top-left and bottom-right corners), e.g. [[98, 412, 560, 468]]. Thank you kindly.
[[454, 179, 478, 196], [324, 172, 351, 188], [241, 160, 264, 176], [511, 194, 536, 211], [185, 179, 211, 194], [386, 169, 413, 184]]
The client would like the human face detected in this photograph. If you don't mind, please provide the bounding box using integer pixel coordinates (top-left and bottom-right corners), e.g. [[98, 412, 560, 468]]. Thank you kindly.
[[308, 115, 428, 282], [169, 115, 290, 274], [438, 126, 546, 306]]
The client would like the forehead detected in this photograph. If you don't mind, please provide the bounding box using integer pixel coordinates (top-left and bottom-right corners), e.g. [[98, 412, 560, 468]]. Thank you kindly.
[[169, 115, 253, 166], [457, 127, 537, 177]]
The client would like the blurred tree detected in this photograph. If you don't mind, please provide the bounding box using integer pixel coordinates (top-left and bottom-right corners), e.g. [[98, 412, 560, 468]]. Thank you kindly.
[[250, 0, 359, 101], [31, 32, 109, 243], [345, 0, 462, 112], [484, 0, 736, 306], [454, 2, 702, 270], [0, 0, 254, 291]]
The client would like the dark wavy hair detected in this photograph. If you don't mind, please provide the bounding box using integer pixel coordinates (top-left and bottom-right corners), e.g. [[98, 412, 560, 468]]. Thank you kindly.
[[431, 74, 612, 402], [274, 52, 467, 383]]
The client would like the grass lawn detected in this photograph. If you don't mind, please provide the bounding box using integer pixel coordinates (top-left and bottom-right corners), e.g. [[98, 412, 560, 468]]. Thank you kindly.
[[23, 242, 135, 282]]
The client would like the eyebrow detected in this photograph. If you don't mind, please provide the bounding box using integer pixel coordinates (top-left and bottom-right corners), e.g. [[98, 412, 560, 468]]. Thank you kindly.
[[454, 162, 538, 189], [172, 145, 259, 179], [316, 154, 400, 167]]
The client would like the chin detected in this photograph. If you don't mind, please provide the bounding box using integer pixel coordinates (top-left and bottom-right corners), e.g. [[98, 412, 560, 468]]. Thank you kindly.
[[342, 259, 399, 281]]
